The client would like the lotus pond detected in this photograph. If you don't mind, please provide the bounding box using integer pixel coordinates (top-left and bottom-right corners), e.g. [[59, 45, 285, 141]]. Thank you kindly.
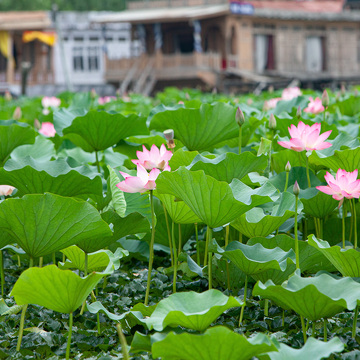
[[1, 86, 360, 359]]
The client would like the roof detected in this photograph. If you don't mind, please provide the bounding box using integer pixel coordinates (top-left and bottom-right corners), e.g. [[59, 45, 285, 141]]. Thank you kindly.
[[93, 4, 228, 24], [0, 11, 51, 31]]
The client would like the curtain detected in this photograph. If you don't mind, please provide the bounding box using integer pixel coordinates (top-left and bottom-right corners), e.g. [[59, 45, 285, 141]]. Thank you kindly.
[[0, 31, 9, 58], [255, 34, 268, 73], [306, 36, 322, 72]]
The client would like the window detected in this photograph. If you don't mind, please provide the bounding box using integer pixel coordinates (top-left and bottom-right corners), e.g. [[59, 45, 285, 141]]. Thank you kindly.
[[254, 34, 275, 73], [88, 46, 99, 71], [306, 36, 326, 72], [73, 47, 84, 71]]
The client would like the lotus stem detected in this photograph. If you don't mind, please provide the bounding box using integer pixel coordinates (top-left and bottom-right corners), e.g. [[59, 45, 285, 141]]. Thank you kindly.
[[282, 310, 285, 327], [284, 171, 289, 192], [145, 190, 156, 306], [353, 198, 357, 249], [208, 227, 212, 290], [305, 156, 311, 188], [239, 275, 248, 326], [203, 226, 209, 266], [39, 257, 43, 268], [17, 254, 21, 267], [80, 253, 89, 315], [95, 151, 101, 173], [342, 201, 346, 249], [162, 204, 173, 266], [195, 223, 200, 265], [264, 299, 269, 317], [178, 223, 182, 255], [239, 231, 243, 243], [52, 252, 56, 265], [294, 195, 300, 270], [238, 126, 242, 154], [225, 226, 230, 290], [352, 305, 359, 338], [116, 322, 130, 360], [0, 250, 4, 296], [63, 253, 66, 263], [172, 221, 178, 294], [66, 312, 73, 360], [16, 304, 28, 351], [323, 318, 327, 342], [301, 315, 307, 343]]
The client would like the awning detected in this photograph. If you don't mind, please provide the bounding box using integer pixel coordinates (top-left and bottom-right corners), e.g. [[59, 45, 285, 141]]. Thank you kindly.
[[23, 31, 57, 46], [93, 5, 229, 24], [0, 11, 51, 31]]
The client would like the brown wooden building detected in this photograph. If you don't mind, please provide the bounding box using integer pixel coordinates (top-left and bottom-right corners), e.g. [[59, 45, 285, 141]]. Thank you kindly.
[[0, 12, 54, 93], [95, 0, 360, 94]]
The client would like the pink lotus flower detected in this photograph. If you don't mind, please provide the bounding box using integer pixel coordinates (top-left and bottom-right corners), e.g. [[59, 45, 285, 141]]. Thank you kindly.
[[282, 87, 302, 101], [278, 121, 332, 152], [98, 96, 116, 105], [0, 185, 15, 196], [316, 169, 360, 205], [265, 98, 281, 110], [42, 96, 61, 109], [39, 122, 56, 137], [304, 97, 324, 114], [132, 144, 172, 171], [116, 165, 160, 193]]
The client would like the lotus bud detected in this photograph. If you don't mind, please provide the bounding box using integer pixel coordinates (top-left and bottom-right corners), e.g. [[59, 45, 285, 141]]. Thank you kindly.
[[322, 89, 329, 108], [247, 98, 253, 106], [34, 119, 41, 130], [13, 106, 22, 120], [0, 185, 15, 196], [296, 106, 301, 119], [263, 100, 270, 112], [293, 181, 300, 196], [164, 129, 175, 149], [355, 89, 359, 97], [212, 87, 217, 95], [185, 92, 190, 100], [4, 90, 12, 101], [236, 107, 245, 127], [285, 161, 291, 172], [268, 85, 274, 93], [268, 113, 276, 130], [178, 100, 184, 105], [341, 84, 346, 96], [336, 92, 340, 102], [90, 88, 97, 99]]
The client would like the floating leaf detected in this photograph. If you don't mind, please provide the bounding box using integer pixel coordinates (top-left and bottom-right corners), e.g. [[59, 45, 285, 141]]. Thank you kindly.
[[144, 289, 242, 332], [156, 167, 278, 228], [308, 235, 360, 277], [187, 152, 267, 183], [149, 102, 238, 151], [253, 270, 360, 320], [11, 265, 105, 314], [0, 193, 112, 258], [0, 157, 103, 199], [151, 326, 277, 360], [231, 192, 301, 238], [62, 110, 149, 152]]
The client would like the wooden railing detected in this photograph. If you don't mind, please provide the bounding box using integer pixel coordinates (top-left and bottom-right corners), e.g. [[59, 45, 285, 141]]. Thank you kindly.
[[0, 70, 54, 85], [127, 0, 227, 9]]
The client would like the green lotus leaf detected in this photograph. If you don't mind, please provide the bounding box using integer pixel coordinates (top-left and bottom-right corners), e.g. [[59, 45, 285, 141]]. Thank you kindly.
[[53, 107, 87, 136], [0, 122, 36, 166], [156, 193, 202, 224], [187, 152, 267, 183], [149, 102, 238, 151], [248, 235, 335, 274], [261, 336, 344, 360], [62, 110, 149, 152], [219, 241, 296, 283], [151, 326, 277, 360], [272, 150, 307, 175], [299, 188, 338, 218], [144, 289, 242, 332], [168, 148, 199, 171], [10, 265, 104, 314], [59, 246, 127, 272], [308, 235, 360, 277], [0, 231, 16, 249], [253, 270, 360, 320], [231, 192, 301, 238], [10, 136, 55, 162], [156, 167, 278, 228], [310, 146, 360, 173], [0, 193, 112, 258], [0, 157, 103, 199]]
